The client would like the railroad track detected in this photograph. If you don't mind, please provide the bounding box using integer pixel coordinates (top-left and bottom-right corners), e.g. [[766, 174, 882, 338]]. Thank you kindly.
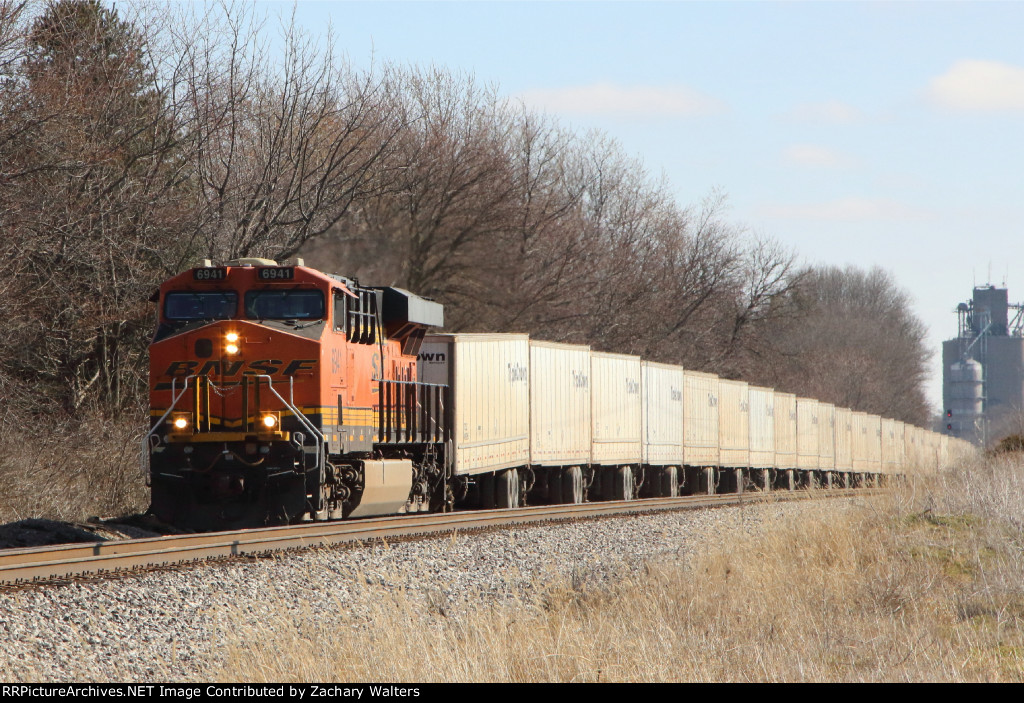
[[0, 488, 875, 587]]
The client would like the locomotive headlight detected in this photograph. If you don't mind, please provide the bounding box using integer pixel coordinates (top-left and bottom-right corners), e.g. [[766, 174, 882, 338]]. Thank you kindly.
[[261, 413, 278, 429], [225, 332, 239, 343], [170, 412, 192, 433], [225, 342, 240, 355]]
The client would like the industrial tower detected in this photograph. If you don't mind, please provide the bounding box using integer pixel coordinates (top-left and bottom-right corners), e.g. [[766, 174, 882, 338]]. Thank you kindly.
[[942, 285, 1024, 445]]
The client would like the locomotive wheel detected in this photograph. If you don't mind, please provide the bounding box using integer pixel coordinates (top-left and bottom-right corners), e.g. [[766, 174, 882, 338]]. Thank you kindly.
[[479, 473, 496, 509], [562, 466, 583, 504], [661, 466, 679, 497], [496, 468, 520, 509], [612, 466, 634, 501], [548, 468, 564, 505]]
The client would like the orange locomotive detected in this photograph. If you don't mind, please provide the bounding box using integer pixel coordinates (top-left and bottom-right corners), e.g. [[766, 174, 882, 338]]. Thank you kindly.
[[145, 258, 448, 531]]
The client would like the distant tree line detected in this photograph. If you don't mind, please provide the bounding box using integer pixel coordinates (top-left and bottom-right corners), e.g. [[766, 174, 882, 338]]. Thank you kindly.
[[0, 0, 931, 434]]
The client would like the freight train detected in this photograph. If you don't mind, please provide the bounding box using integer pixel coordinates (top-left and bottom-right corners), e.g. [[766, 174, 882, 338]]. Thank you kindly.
[[145, 259, 972, 531]]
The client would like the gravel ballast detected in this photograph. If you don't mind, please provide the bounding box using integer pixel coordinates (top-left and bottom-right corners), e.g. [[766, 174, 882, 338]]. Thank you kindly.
[[0, 499, 854, 681]]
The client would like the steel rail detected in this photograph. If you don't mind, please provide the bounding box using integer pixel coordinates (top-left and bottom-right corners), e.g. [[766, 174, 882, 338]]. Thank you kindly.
[[0, 488, 876, 587]]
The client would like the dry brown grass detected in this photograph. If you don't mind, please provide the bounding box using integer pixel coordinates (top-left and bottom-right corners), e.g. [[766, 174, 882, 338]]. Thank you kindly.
[[0, 410, 148, 523], [216, 455, 1024, 682]]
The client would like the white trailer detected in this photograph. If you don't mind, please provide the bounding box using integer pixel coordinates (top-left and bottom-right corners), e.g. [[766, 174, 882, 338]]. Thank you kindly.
[[868, 415, 883, 474], [529, 340, 592, 466], [796, 397, 819, 471], [881, 418, 897, 475], [590, 352, 643, 466], [835, 407, 853, 473], [418, 333, 530, 476], [817, 402, 836, 472], [748, 386, 775, 469], [719, 379, 750, 468], [852, 411, 870, 473], [641, 361, 684, 466], [683, 370, 720, 467], [774, 391, 797, 470]]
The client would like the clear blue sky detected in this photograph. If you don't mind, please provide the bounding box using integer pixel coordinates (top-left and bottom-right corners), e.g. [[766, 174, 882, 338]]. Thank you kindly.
[[263, 1, 1024, 412]]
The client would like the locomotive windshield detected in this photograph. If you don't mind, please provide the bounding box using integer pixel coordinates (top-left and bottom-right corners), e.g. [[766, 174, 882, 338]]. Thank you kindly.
[[245, 289, 325, 320], [164, 291, 238, 320]]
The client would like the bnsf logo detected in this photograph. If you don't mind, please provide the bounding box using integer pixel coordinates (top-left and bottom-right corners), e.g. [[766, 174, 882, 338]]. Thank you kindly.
[[162, 359, 317, 377]]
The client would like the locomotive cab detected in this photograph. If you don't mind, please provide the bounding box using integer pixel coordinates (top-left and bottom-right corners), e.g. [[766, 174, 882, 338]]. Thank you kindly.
[[146, 258, 446, 531]]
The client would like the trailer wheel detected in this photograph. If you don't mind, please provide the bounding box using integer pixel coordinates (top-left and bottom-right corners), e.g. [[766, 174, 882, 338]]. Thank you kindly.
[[662, 466, 679, 497], [562, 466, 583, 504], [496, 468, 519, 509], [612, 466, 634, 501]]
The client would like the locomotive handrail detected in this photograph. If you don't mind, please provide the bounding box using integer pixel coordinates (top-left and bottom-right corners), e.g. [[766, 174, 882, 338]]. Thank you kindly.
[[141, 374, 325, 478], [252, 374, 325, 474], [140, 374, 195, 476]]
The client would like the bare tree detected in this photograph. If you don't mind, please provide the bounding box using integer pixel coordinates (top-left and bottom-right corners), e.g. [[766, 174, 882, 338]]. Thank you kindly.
[[304, 66, 523, 325], [162, 2, 403, 265], [0, 0, 189, 413], [454, 108, 590, 334], [752, 265, 931, 424], [705, 234, 802, 378]]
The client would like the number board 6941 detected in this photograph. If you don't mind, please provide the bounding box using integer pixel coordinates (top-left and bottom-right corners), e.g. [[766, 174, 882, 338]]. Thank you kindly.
[[257, 267, 295, 281], [192, 268, 227, 281]]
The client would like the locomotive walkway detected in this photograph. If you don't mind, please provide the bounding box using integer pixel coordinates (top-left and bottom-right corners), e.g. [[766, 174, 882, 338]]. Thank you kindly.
[[0, 488, 875, 587]]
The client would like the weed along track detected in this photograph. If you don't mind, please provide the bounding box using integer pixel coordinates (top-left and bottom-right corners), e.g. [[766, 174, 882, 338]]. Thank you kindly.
[[0, 489, 873, 588]]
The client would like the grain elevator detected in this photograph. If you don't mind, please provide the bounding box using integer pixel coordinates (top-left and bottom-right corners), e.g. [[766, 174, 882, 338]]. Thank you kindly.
[[942, 285, 1024, 445]]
